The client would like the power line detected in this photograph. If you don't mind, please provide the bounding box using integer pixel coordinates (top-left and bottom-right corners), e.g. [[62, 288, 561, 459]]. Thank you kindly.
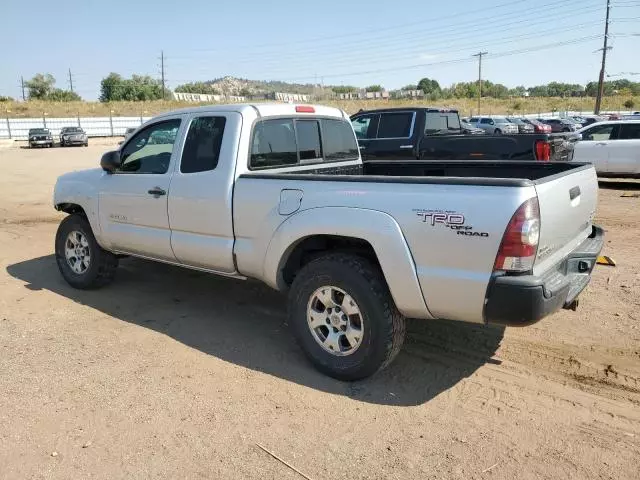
[[595, 0, 612, 114], [473, 52, 488, 114]]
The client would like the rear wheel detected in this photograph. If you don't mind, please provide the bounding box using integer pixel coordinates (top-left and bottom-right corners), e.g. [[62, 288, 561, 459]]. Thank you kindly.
[[288, 253, 406, 380], [55, 214, 118, 289], [494, 129, 502, 135]]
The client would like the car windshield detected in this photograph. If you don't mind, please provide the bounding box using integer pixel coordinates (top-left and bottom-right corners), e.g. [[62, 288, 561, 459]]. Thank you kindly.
[[492, 117, 508, 123], [64, 127, 83, 133], [29, 129, 49, 134], [507, 118, 523, 124]]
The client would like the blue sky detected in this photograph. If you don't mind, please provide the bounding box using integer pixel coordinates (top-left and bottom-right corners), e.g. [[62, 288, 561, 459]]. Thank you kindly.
[[1, 0, 639, 100]]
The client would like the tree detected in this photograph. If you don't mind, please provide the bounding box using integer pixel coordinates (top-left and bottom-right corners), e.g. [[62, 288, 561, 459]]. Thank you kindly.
[[401, 84, 417, 91], [47, 89, 82, 101], [25, 73, 56, 99], [417, 78, 441, 95], [365, 85, 383, 92], [332, 86, 357, 94], [0, 95, 13, 102], [624, 99, 635, 109], [99, 73, 163, 102]]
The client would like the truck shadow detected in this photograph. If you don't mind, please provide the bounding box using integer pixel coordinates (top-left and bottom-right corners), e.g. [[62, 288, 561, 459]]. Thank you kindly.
[[598, 179, 640, 190], [7, 255, 505, 407]]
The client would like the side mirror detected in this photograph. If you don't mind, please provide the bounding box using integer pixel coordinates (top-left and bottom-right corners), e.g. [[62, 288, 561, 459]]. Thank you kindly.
[[101, 150, 121, 173]]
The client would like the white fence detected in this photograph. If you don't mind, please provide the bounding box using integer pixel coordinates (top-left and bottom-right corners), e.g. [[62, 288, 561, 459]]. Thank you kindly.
[[0, 116, 153, 140]]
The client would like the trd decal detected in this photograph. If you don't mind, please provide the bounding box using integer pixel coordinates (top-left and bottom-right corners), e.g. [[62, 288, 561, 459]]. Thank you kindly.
[[413, 209, 489, 238]]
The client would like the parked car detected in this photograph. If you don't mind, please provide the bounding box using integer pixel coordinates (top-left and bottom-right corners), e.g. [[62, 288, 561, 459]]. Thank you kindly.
[[124, 127, 136, 139], [351, 108, 564, 161], [577, 115, 606, 127], [505, 117, 535, 134], [521, 118, 552, 133], [569, 120, 640, 177], [52, 103, 603, 380], [468, 116, 519, 135], [460, 121, 485, 135], [538, 118, 580, 132], [28, 128, 54, 148], [59, 127, 88, 147]]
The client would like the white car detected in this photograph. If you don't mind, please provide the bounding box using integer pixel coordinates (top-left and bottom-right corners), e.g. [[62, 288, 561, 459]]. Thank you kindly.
[[570, 120, 640, 177]]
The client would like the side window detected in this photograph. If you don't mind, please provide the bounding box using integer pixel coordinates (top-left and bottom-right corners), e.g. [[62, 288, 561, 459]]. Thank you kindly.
[[250, 119, 298, 169], [583, 124, 615, 141], [351, 115, 374, 139], [119, 119, 181, 174], [469, 117, 479, 123], [180, 116, 226, 173], [296, 120, 322, 162], [480, 118, 491, 124], [322, 119, 359, 161], [619, 124, 640, 140], [377, 112, 413, 138]]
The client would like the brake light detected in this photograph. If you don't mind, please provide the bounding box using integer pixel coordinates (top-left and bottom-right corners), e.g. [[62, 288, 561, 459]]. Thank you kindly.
[[535, 140, 551, 161], [493, 198, 540, 273], [295, 105, 315, 113]]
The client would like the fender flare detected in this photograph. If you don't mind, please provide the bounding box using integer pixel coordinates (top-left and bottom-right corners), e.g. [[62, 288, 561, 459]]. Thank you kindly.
[[53, 181, 105, 248], [263, 207, 432, 319]]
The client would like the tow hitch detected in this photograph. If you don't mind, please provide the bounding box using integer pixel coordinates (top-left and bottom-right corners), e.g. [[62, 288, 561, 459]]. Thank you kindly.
[[564, 298, 579, 311]]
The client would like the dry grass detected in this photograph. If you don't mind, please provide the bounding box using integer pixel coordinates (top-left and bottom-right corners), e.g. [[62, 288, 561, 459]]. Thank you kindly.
[[2, 96, 638, 118]]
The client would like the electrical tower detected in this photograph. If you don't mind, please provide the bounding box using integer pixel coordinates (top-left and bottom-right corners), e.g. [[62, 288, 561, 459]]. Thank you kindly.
[[472, 51, 488, 115], [594, 0, 611, 114], [68, 68, 74, 93]]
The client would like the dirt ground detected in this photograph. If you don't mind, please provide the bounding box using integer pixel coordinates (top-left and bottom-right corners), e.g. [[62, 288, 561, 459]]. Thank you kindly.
[[0, 141, 639, 480]]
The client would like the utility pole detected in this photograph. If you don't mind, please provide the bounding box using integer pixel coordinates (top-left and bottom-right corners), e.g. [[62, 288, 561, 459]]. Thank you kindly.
[[472, 51, 488, 115], [160, 50, 166, 100], [68, 68, 74, 92], [20, 76, 25, 101], [594, 0, 611, 114]]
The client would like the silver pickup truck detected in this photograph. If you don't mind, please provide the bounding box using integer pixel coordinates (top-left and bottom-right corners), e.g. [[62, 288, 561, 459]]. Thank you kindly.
[[53, 103, 604, 380]]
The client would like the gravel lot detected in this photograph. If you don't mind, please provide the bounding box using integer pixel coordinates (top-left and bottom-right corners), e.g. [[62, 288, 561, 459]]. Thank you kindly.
[[1, 141, 639, 479]]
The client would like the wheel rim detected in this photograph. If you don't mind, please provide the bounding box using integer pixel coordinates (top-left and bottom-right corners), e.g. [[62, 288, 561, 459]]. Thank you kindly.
[[307, 286, 364, 357], [64, 230, 91, 274]]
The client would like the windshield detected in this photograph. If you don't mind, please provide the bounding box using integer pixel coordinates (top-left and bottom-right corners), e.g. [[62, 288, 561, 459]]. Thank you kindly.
[[29, 129, 49, 135], [507, 118, 523, 124], [424, 112, 461, 133], [64, 127, 83, 133], [492, 117, 509, 123]]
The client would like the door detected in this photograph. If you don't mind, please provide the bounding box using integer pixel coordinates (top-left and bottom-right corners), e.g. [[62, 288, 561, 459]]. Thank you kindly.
[[572, 123, 618, 173], [362, 111, 416, 160], [98, 117, 183, 260], [168, 113, 240, 272], [609, 123, 640, 175], [350, 113, 378, 160]]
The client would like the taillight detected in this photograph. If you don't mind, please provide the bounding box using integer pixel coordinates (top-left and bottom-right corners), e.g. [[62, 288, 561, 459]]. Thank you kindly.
[[535, 140, 551, 161], [295, 105, 315, 113], [493, 198, 540, 273]]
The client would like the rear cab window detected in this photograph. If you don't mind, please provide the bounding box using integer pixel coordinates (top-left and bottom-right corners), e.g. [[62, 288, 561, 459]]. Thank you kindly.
[[250, 117, 358, 170], [377, 112, 414, 138], [619, 123, 640, 140], [180, 116, 227, 173]]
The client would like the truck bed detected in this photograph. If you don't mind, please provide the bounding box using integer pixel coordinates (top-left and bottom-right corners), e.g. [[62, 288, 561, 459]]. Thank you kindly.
[[247, 161, 591, 187]]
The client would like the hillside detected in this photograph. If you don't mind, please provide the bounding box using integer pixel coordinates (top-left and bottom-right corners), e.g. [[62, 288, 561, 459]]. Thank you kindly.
[[177, 76, 329, 96]]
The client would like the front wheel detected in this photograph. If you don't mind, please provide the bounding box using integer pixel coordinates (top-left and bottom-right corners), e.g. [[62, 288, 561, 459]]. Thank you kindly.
[[288, 253, 406, 380], [55, 214, 118, 289], [494, 129, 502, 135]]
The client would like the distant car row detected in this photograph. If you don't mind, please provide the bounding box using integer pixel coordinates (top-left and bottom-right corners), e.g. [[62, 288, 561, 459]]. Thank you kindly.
[[458, 114, 633, 135], [27, 127, 88, 148]]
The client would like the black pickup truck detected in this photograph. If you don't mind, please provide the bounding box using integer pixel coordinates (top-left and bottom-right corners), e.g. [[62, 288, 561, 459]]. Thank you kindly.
[[350, 107, 567, 162]]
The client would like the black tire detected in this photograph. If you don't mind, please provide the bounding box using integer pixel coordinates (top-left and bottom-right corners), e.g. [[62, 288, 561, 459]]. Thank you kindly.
[[288, 253, 406, 381], [84, 142, 88, 147], [494, 129, 502, 135], [55, 214, 118, 289]]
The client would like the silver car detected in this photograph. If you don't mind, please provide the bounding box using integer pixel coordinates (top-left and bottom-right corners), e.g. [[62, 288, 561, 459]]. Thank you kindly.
[[468, 116, 519, 135]]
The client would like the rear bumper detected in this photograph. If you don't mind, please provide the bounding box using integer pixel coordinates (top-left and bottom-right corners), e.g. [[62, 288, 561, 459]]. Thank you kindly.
[[484, 225, 604, 326]]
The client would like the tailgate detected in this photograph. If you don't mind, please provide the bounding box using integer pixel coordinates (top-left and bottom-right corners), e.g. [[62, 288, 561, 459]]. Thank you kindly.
[[533, 164, 598, 276]]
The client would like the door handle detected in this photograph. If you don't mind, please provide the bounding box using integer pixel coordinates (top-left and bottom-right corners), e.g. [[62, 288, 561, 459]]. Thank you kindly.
[[595, 142, 608, 146], [147, 187, 166, 196], [399, 145, 413, 149]]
